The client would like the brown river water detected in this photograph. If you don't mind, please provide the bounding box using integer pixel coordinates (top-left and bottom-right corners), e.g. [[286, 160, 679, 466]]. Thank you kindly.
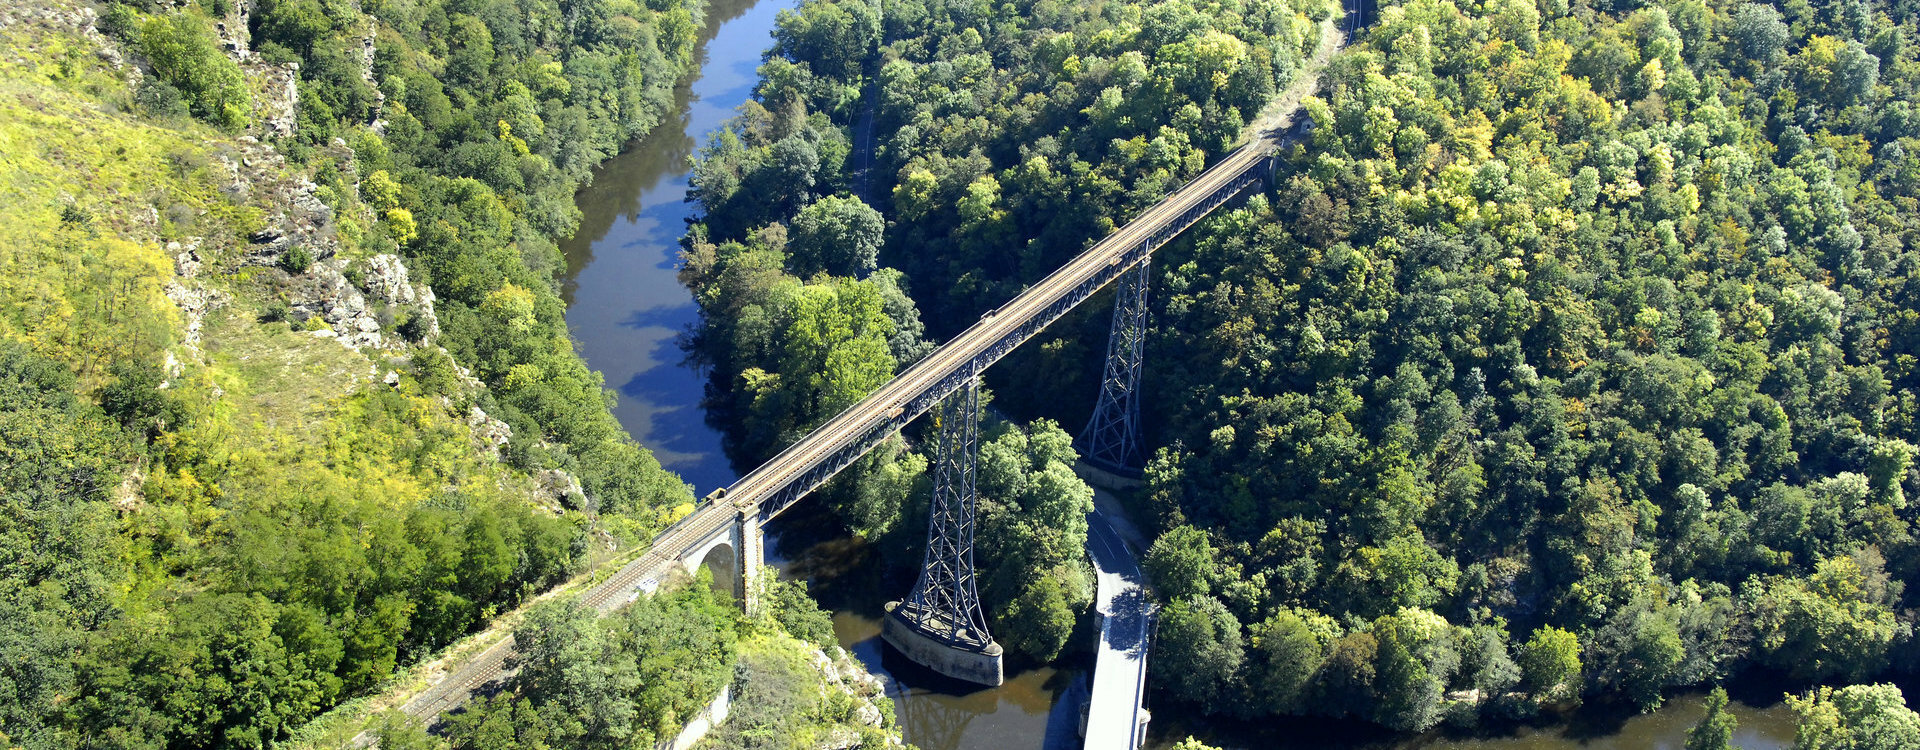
[[555, 0, 1807, 746]]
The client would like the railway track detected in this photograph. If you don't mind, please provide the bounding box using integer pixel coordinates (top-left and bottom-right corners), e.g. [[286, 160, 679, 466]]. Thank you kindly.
[[389, 37, 1315, 731]]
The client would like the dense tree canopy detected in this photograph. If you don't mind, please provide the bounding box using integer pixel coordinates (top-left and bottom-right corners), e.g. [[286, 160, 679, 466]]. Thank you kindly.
[[680, 0, 1324, 666], [1117, 0, 1920, 730], [1789, 684, 1920, 750], [682, 0, 1920, 734], [0, 0, 705, 743], [440, 579, 740, 750]]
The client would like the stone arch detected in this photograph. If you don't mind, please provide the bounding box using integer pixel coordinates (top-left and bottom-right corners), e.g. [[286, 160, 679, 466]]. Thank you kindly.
[[695, 544, 737, 602]]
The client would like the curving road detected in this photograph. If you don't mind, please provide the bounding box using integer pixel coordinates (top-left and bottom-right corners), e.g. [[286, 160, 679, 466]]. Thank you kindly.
[[1083, 506, 1154, 750]]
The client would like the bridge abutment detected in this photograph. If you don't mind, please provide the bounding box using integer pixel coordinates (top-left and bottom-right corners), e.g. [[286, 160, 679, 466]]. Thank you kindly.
[[735, 508, 762, 613], [675, 505, 764, 613]]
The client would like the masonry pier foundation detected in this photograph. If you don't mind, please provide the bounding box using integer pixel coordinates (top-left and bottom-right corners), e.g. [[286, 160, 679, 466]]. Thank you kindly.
[[881, 602, 1005, 686]]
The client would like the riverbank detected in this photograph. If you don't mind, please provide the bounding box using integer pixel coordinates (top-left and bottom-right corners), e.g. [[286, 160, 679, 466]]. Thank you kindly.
[[559, 0, 786, 494]]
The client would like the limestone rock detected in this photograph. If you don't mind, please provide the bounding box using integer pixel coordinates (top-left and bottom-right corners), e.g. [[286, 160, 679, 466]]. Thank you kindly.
[[816, 727, 864, 750], [165, 276, 226, 361], [534, 468, 589, 511], [801, 645, 897, 744], [467, 406, 511, 461], [287, 260, 385, 350], [363, 254, 418, 305]]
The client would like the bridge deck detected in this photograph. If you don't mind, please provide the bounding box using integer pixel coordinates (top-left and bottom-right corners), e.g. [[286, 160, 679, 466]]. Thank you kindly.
[[730, 137, 1273, 519], [398, 38, 1311, 728]]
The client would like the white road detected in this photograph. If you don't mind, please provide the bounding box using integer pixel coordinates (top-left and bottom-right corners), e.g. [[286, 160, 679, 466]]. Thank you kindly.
[[1083, 489, 1154, 750]]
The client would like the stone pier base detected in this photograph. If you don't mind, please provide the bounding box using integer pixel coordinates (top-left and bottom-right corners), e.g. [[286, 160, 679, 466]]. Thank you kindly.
[[880, 602, 1004, 686], [1074, 460, 1145, 491]]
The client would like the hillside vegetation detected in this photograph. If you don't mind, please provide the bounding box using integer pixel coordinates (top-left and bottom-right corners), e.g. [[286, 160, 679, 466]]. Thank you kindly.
[[676, 0, 1920, 737], [0, 0, 706, 744], [363, 574, 899, 750], [1129, 0, 1920, 730]]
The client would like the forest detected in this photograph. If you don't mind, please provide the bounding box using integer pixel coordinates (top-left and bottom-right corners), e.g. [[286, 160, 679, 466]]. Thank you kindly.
[[679, 0, 1920, 739], [1, 0, 712, 745], [1137, 0, 1920, 732], [679, 0, 1328, 665], [8, 0, 1920, 740]]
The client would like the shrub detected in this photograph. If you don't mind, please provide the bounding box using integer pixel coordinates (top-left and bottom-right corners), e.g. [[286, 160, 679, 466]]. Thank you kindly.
[[281, 245, 313, 274], [136, 11, 250, 128], [98, 4, 142, 42]]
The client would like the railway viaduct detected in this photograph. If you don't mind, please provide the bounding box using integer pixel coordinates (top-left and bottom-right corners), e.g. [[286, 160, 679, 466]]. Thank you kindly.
[[389, 8, 1368, 731], [396, 135, 1281, 744], [647, 130, 1278, 681]]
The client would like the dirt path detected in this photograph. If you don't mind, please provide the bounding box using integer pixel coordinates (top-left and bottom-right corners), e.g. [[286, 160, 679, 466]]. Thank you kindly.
[[1238, 0, 1353, 148]]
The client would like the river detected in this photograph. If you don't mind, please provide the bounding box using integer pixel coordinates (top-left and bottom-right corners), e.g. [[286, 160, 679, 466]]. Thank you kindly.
[[557, 0, 774, 493], [556, 0, 1086, 745], [555, 1, 1803, 748]]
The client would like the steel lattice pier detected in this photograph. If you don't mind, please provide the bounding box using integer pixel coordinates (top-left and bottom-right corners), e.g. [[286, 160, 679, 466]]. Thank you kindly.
[[895, 376, 994, 649]]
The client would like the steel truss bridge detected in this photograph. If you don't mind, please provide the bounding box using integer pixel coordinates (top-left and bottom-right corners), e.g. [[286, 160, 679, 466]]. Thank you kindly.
[[397, 105, 1289, 740]]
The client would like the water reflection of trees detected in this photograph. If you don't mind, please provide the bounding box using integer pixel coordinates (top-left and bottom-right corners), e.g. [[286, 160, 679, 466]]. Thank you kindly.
[[556, 0, 762, 299]]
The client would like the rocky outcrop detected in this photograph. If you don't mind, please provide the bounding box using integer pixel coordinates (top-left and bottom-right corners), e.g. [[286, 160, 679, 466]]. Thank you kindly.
[[360, 20, 386, 126], [224, 139, 343, 266], [467, 406, 512, 461], [275, 252, 444, 355], [534, 468, 588, 511], [809, 647, 897, 745], [363, 253, 440, 342], [254, 61, 300, 138], [289, 259, 384, 349], [3, 3, 136, 87], [165, 241, 226, 364], [363, 254, 416, 305]]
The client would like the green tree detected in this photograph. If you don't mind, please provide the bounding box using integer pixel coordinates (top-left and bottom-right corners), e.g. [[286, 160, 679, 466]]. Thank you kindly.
[[1152, 596, 1244, 706], [778, 280, 894, 422], [508, 598, 644, 746], [1370, 610, 1456, 732], [771, 0, 880, 79], [789, 195, 884, 277], [1788, 684, 1920, 750], [1246, 608, 1337, 716], [973, 420, 1094, 661], [1751, 554, 1902, 682], [1687, 687, 1739, 750], [760, 576, 836, 649], [1519, 626, 1582, 704], [1145, 525, 1215, 601], [138, 11, 251, 127], [999, 568, 1078, 662]]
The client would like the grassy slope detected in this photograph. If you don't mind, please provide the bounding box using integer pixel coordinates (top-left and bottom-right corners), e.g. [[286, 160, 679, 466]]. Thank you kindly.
[[0, 24, 208, 380], [0, 6, 646, 742]]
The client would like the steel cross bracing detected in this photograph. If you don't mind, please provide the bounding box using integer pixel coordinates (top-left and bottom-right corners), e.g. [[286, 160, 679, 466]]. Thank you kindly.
[[718, 140, 1270, 525], [895, 376, 994, 648], [1077, 255, 1150, 473]]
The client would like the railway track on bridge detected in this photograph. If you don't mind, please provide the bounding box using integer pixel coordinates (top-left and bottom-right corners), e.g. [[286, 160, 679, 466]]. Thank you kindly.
[[382, 5, 1359, 726]]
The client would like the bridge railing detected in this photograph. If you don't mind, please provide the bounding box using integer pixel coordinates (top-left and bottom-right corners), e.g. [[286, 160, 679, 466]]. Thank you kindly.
[[735, 140, 1275, 520]]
